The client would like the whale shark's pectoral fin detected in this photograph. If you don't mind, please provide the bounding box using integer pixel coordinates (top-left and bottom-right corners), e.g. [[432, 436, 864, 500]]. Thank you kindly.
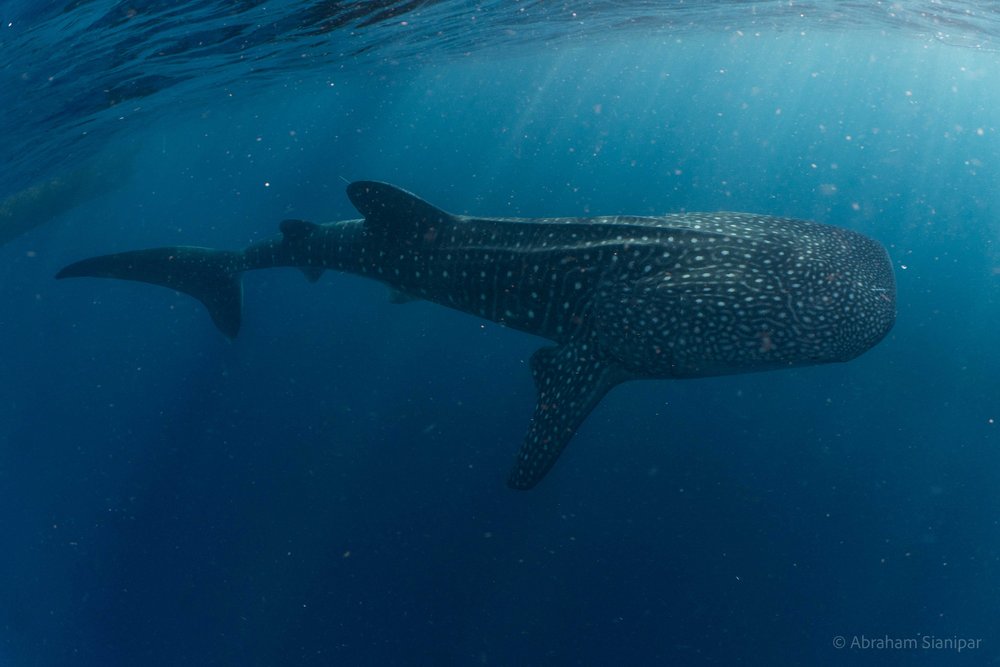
[[508, 342, 624, 490], [56, 247, 244, 339]]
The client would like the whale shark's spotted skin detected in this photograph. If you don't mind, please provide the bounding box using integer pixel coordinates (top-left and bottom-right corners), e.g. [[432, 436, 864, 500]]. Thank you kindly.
[[58, 181, 896, 489]]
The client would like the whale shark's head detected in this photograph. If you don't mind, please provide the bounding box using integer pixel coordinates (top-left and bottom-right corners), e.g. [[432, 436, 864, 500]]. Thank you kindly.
[[594, 215, 897, 378], [831, 229, 896, 361]]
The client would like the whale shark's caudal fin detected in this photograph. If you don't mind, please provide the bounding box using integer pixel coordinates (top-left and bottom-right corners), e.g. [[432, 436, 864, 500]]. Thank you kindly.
[[508, 342, 625, 489], [56, 247, 244, 338]]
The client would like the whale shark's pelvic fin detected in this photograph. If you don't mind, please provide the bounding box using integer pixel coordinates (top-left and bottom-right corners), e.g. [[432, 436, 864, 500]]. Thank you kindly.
[[56, 247, 244, 339], [508, 342, 624, 489]]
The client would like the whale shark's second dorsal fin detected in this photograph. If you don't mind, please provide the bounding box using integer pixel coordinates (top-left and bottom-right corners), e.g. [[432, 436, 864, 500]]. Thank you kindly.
[[346, 181, 455, 238], [279, 219, 325, 282]]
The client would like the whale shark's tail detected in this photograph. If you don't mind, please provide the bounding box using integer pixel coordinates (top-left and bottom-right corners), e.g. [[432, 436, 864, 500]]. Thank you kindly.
[[56, 247, 244, 338]]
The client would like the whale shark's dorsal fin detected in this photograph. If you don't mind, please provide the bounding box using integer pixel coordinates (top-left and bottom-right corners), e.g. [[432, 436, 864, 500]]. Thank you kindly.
[[346, 181, 455, 237], [508, 342, 625, 489]]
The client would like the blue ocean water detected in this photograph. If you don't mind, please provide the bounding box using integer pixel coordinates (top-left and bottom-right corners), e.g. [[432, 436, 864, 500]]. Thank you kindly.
[[2, 1, 999, 665]]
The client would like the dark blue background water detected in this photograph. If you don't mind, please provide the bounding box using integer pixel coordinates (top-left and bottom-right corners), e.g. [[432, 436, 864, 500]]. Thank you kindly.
[[1, 3, 999, 665]]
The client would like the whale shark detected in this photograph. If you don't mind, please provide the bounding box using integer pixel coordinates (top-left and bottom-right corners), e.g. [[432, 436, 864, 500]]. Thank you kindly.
[[57, 181, 896, 489], [0, 144, 138, 247]]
